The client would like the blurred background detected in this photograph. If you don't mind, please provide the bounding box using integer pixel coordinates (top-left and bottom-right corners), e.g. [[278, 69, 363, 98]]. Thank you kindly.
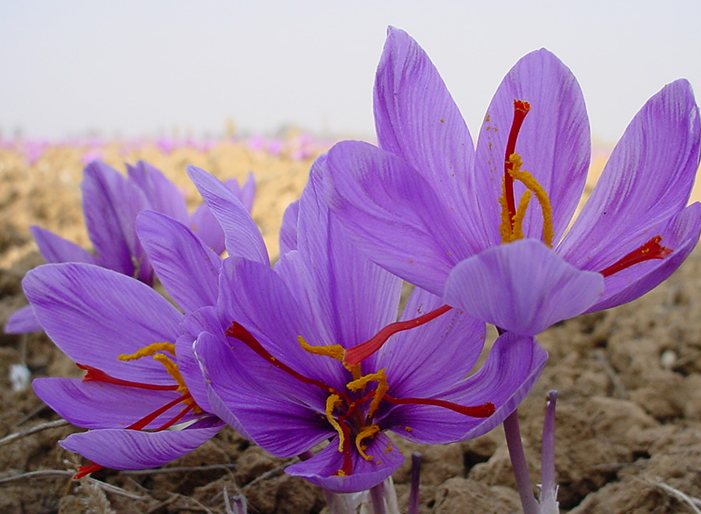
[[2, 0, 700, 144]]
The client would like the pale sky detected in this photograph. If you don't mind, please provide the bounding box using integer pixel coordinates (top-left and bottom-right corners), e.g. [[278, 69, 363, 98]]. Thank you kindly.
[[2, 0, 701, 143]]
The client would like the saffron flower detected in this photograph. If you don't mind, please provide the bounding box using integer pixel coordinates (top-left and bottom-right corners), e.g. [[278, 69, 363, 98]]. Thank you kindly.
[[6, 160, 255, 333], [19, 184, 266, 476], [191, 161, 548, 493], [325, 27, 701, 337]]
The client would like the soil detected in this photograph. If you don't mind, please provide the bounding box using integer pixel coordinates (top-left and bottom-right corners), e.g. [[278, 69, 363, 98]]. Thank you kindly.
[[2, 140, 701, 514]]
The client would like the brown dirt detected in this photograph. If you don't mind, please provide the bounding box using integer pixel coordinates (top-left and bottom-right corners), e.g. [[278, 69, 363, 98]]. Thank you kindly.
[[2, 141, 701, 513]]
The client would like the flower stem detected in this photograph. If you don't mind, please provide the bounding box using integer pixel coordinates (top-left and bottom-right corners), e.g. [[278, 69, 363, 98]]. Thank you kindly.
[[408, 452, 422, 514], [503, 408, 539, 514], [369, 481, 388, 514]]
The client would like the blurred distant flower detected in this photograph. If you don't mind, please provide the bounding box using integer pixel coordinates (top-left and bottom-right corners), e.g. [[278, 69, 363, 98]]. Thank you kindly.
[[326, 27, 701, 337], [192, 161, 547, 493], [5, 160, 255, 334]]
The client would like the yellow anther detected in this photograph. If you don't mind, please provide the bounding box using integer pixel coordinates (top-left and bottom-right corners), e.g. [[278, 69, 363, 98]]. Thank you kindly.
[[498, 153, 554, 248], [118, 342, 201, 414], [354, 424, 381, 461], [347, 369, 389, 419], [325, 394, 346, 452], [298, 336, 346, 363], [511, 190, 532, 241], [118, 342, 175, 361]]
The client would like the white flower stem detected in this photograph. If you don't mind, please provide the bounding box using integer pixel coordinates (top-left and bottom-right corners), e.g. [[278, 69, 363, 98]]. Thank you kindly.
[[503, 408, 539, 514]]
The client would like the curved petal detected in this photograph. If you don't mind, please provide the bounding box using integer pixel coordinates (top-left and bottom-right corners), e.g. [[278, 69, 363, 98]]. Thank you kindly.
[[298, 157, 402, 346], [189, 203, 226, 254], [60, 424, 222, 470], [188, 166, 269, 266], [81, 161, 146, 276], [23, 263, 183, 384], [127, 161, 189, 224], [30, 226, 97, 265], [560, 79, 701, 266], [137, 211, 221, 313], [285, 432, 404, 494], [175, 331, 214, 415], [218, 258, 343, 390], [225, 172, 256, 213], [33, 377, 192, 429], [326, 140, 475, 295], [373, 288, 485, 398], [279, 200, 299, 255], [374, 27, 475, 222], [444, 239, 604, 335], [588, 202, 701, 312], [383, 333, 548, 442], [474, 49, 591, 245], [194, 328, 330, 457], [4, 305, 42, 333]]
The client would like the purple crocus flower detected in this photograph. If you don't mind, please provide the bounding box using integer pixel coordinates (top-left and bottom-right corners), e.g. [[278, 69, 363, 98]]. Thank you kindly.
[[18, 185, 267, 477], [5, 160, 255, 334], [191, 161, 548, 493], [325, 27, 701, 338]]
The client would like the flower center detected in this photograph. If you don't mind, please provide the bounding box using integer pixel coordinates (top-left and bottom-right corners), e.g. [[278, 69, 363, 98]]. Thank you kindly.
[[499, 99, 672, 273], [498, 100, 554, 247], [226, 322, 494, 478], [72, 342, 202, 479]]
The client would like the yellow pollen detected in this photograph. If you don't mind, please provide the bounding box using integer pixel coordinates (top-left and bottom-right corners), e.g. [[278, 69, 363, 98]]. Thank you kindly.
[[334, 470, 347, 477], [347, 369, 389, 419], [118, 342, 175, 361], [118, 342, 201, 413], [354, 424, 381, 461], [325, 394, 346, 452], [498, 153, 554, 247], [298, 336, 350, 367]]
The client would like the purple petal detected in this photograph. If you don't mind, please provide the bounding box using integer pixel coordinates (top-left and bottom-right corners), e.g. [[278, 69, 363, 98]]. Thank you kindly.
[[127, 161, 189, 224], [587, 202, 701, 312], [81, 161, 146, 276], [194, 328, 330, 457], [189, 203, 227, 254], [137, 211, 221, 313], [224, 172, 256, 213], [4, 305, 42, 333], [23, 263, 182, 384], [30, 226, 97, 265], [372, 287, 484, 398], [298, 157, 402, 345], [444, 239, 604, 335], [384, 333, 547, 443], [326, 140, 476, 295], [474, 49, 590, 245], [560, 79, 700, 266], [218, 257, 343, 390], [279, 200, 299, 254], [188, 166, 269, 266], [374, 27, 476, 224], [286, 432, 404, 494], [175, 331, 214, 415], [60, 424, 222, 470], [33, 377, 193, 429]]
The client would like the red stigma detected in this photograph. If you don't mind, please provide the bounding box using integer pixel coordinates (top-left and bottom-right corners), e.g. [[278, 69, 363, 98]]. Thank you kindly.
[[599, 236, 673, 277], [503, 100, 531, 222], [344, 304, 452, 366]]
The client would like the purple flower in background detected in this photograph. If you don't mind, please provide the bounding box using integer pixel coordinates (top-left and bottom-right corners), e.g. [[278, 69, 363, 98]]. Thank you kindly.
[[19, 178, 266, 477], [5, 160, 255, 333], [326, 27, 701, 338], [191, 161, 548, 493]]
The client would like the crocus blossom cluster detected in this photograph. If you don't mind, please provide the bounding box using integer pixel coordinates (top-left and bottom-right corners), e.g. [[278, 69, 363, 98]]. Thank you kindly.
[[189, 162, 547, 492], [6, 159, 255, 333], [325, 27, 701, 337], [13, 25, 700, 510]]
